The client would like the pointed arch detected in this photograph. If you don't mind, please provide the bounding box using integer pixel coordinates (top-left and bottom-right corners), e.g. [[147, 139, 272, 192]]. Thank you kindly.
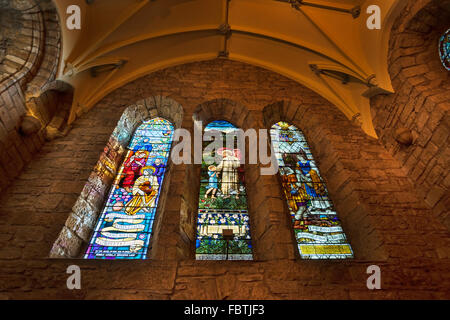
[[50, 96, 183, 259], [439, 29, 450, 71], [195, 120, 253, 260], [84, 117, 174, 259], [270, 121, 353, 259]]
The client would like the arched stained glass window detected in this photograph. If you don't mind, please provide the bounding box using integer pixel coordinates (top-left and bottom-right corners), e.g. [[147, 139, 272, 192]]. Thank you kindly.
[[439, 29, 450, 71], [85, 117, 174, 259], [270, 122, 353, 259], [195, 120, 253, 260]]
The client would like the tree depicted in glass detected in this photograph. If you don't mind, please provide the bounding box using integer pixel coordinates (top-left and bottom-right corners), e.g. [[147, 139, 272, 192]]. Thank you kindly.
[[270, 121, 353, 259], [85, 118, 174, 259], [195, 120, 253, 260], [439, 29, 450, 71]]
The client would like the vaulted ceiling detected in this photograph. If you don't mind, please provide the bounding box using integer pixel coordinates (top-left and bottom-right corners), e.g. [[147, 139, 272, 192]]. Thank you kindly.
[[53, 0, 407, 137]]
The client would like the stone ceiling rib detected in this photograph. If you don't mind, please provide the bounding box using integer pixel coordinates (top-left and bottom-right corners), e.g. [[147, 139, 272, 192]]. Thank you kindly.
[[66, 0, 150, 69], [52, 0, 403, 138]]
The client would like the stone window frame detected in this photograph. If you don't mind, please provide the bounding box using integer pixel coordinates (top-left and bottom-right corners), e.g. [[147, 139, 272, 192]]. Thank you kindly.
[[438, 28, 450, 71], [262, 101, 389, 261], [179, 98, 369, 262], [178, 98, 269, 260], [193, 118, 256, 261], [50, 96, 389, 262], [50, 96, 184, 259], [267, 120, 354, 260]]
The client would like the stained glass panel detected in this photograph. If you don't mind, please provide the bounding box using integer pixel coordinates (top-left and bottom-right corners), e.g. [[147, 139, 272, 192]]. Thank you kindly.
[[439, 29, 450, 71], [195, 120, 253, 260], [271, 121, 353, 259], [85, 117, 174, 259]]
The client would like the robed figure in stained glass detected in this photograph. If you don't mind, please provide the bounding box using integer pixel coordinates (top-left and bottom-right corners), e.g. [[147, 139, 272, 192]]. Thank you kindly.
[[195, 120, 253, 260], [125, 166, 159, 216], [120, 150, 149, 193], [271, 121, 353, 259], [205, 165, 218, 199], [85, 117, 174, 260], [216, 148, 241, 199]]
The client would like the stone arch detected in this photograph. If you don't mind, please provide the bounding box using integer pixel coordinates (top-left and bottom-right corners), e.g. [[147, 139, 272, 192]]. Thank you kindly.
[[263, 100, 390, 261], [50, 96, 184, 259], [192, 98, 259, 130], [179, 98, 271, 260], [370, 0, 450, 228], [0, 0, 61, 96], [1, 0, 43, 89], [0, 0, 62, 191]]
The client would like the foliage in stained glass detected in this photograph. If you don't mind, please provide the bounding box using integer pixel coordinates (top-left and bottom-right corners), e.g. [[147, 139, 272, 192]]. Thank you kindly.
[[439, 29, 450, 71], [85, 117, 174, 259], [195, 120, 253, 260], [271, 122, 353, 259]]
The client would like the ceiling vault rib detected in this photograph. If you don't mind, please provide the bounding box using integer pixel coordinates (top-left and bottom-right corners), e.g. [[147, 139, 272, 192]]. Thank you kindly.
[[72, 1, 366, 78], [297, 8, 369, 79], [76, 26, 364, 80], [76, 28, 220, 71], [233, 29, 360, 76], [219, 0, 231, 58], [313, 74, 357, 116], [90, 60, 127, 78], [310, 64, 374, 87], [275, 0, 361, 19]]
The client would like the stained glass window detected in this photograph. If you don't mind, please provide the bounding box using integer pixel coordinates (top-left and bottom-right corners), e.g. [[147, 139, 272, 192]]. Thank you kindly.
[[195, 120, 253, 260], [85, 117, 174, 259], [439, 29, 450, 71], [270, 122, 353, 259]]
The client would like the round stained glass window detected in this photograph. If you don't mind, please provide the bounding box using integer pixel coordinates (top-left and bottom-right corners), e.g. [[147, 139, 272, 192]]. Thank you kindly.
[[439, 29, 450, 71]]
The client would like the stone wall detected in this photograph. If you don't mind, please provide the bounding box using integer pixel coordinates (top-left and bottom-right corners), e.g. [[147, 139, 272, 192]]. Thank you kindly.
[[0, 59, 448, 299], [0, 0, 62, 192], [370, 0, 450, 229]]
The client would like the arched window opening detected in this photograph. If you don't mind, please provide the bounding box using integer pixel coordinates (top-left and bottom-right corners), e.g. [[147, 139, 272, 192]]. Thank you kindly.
[[270, 122, 353, 259], [84, 117, 174, 259], [439, 29, 450, 71], [195, 120, 253, 260]]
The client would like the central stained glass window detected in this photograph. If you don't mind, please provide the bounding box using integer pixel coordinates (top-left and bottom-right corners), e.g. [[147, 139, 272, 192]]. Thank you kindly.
[[85, 117, 174, 259], [195, 120, 253, 260], [271, 121, 353, 259]]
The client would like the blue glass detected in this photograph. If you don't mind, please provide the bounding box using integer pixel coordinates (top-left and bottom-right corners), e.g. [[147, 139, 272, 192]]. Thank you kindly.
[[271, 122, 353, 259], [85, 118, 174, 259], [195, 120, 253, 260]]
